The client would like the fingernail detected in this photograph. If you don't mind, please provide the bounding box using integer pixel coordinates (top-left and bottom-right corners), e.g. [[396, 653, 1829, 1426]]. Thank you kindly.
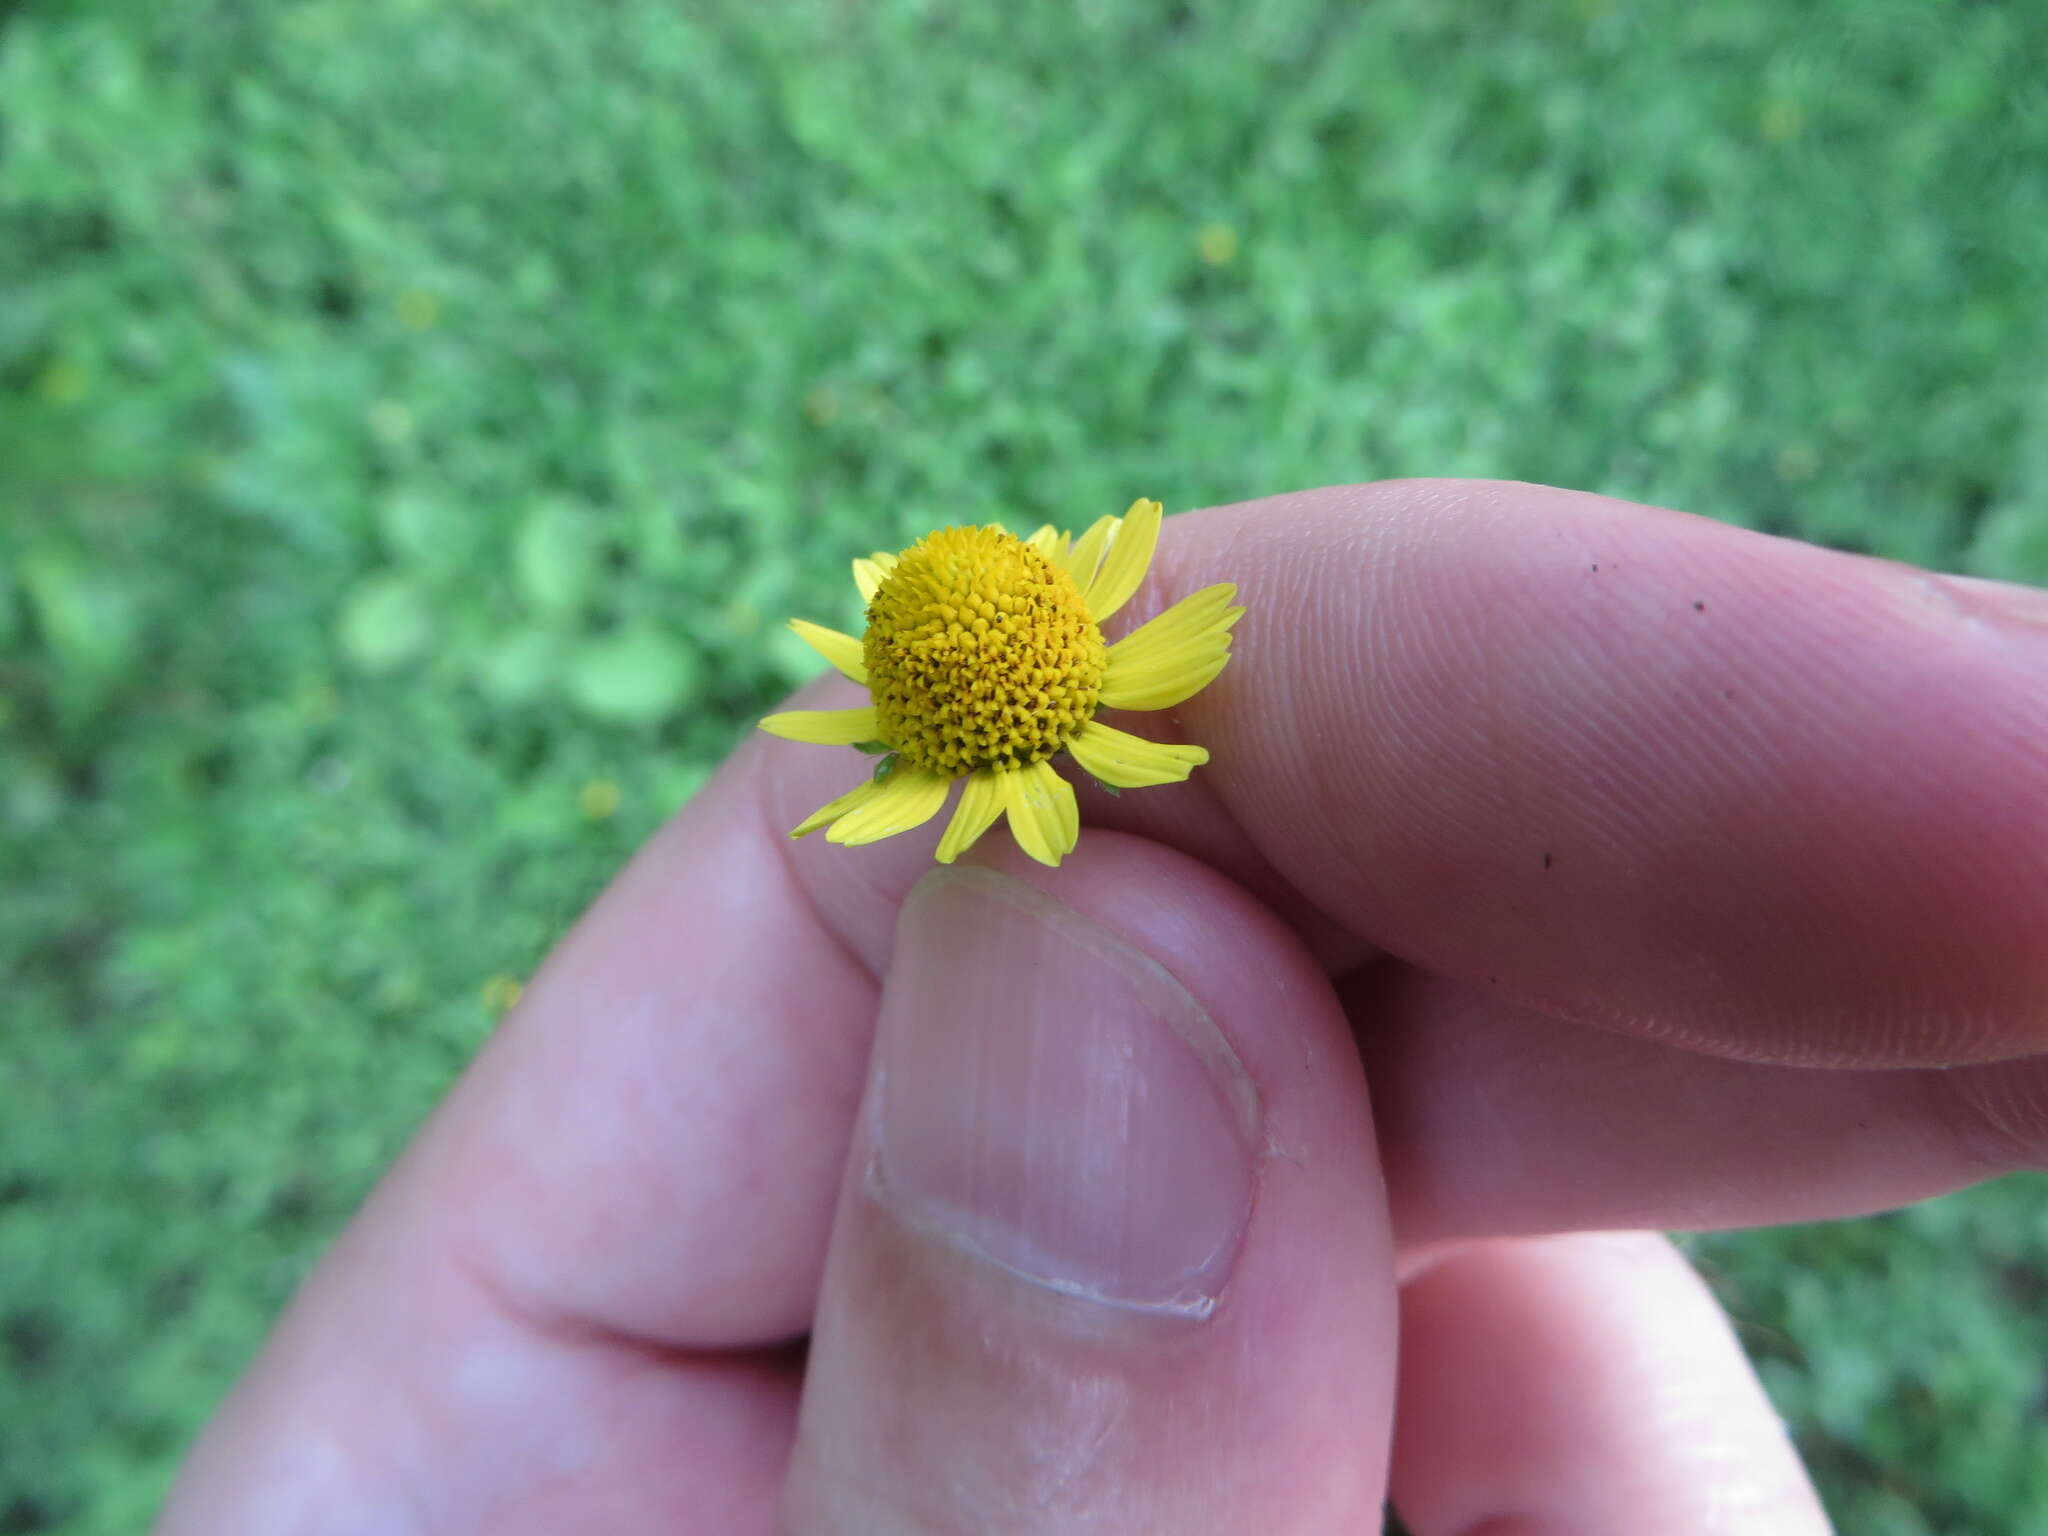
[[869, 867, 1261, 1318]]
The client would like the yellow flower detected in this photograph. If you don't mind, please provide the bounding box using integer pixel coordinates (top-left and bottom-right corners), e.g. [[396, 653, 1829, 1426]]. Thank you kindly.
[[760, 498, 1242, 867], [578, 778, 622, 820], [480, 974, 525, 1014]]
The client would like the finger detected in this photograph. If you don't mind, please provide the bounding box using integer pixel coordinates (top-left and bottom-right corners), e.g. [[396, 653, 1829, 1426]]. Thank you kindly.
[[782, 841, 1395, 1532], [1354, 965, 2048, 1243], [1127, 479, 2048, 1066], [1391, 1232, 1830, 1536]]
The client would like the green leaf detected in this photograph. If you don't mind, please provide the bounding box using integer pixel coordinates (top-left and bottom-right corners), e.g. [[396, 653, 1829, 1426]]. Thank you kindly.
[[376, 488, 459, 565], [515, 500, 602, 615], [1963, 501, 2048, 585], [20, 552, 138, 677], [564, 626, 696, 723], [472, 628, 561, 704], [852, 739, 892, 755], [337, 573, 432, 673], [872, 753, 899, 782]]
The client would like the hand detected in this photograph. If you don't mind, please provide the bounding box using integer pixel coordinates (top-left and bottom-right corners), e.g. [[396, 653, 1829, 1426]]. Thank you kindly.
[[157, 480, 2048, 1533]]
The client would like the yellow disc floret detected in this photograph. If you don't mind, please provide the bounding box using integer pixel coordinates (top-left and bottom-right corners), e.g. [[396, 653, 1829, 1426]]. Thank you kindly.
[[863, 525, 1106, 773]]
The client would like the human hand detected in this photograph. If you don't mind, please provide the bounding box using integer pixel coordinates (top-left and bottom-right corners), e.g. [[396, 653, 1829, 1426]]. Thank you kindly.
[[157, 480, 2048, 1532]]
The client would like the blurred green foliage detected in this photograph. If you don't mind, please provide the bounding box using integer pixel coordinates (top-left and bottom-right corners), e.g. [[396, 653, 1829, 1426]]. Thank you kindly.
[[3, 0, 2046, 1530]]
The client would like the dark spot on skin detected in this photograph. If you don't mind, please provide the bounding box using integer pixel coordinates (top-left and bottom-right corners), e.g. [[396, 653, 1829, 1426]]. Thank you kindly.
[[1693, 599, 1706, 612], [1542, 852, 1554, 870], [1724, 688, 1735, 700], [1590, 563, 1598, 572]]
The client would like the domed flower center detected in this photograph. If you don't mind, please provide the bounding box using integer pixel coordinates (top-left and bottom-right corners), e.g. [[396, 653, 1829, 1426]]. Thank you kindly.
[[863, 525, 1106, 774]]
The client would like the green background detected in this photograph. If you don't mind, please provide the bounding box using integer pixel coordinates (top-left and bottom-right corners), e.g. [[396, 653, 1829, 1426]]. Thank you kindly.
[[4, 1, 2046, 1530]]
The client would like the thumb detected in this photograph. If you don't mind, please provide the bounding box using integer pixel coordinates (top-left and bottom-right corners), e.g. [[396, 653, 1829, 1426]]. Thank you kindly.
[[781, 843, 1395, 1533]]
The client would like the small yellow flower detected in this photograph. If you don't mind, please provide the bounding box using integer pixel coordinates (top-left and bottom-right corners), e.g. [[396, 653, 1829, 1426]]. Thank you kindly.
[[760, 498, 1242, 867], [1197, 223, 1239, 266], [396, 288, 441, 330], [37, 356, 89, 405], [481, 974, 525, 1014], [578, 777, 622, 820]]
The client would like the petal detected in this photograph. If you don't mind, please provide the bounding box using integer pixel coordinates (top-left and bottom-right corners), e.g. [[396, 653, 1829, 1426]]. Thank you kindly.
[[826, 763, 954, 846], [1099, 583, 1243, 710], [1065, 719, 1210, 788], [787, 618, 868, 684], [791, 778, 879, 838], [1082, 498, 1163, 621], [852, 550, 900, 603], [1097, 655, 1233, 713], [1063, 514, 1118, 583], [998, 759, 1080, 867], [1105, 583, 1240, 668], [935, 769, 1005, 864], [758, 706, 879, 746], [1025, 522, 1073, 567]]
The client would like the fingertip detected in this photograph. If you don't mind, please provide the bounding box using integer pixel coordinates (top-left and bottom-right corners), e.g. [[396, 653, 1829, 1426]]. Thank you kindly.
[[783, 840, 1396, 1531], [1153, 479, 2048, 1065], [1393, 1232, 1830, 1536]]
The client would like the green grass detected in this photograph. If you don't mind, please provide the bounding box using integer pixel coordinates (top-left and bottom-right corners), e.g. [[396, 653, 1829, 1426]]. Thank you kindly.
[[4, 0, 2046, 1529]]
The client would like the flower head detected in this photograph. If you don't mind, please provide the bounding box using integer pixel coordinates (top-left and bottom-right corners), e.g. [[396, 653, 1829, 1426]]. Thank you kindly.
[[761, 498, 1242, 867]]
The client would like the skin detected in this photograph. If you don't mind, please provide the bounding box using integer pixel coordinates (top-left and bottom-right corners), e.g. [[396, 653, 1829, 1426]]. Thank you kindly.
[[156, 480, 2048, 1533]]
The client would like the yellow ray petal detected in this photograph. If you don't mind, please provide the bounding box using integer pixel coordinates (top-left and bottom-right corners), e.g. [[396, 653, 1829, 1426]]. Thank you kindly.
[[1105, 583, 1239, 668], [1106, 589, 1240, 657], [758, 706, 879, 745], [1063, 514, 1118, 584], [852, 549, 900, 603], [826, 763, 953, 846], [1024, 522, 1073, 567], [791, 778, 880, 838], [787, 618, 868, 683], [998, 759, 1079, 867], [1065, 719, 1209, 788], [1082, 498, 1163, 621], [935, 769, 1005, 864], [1097, 654, 1233, 713], [1099, 583, 1242, 710]]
